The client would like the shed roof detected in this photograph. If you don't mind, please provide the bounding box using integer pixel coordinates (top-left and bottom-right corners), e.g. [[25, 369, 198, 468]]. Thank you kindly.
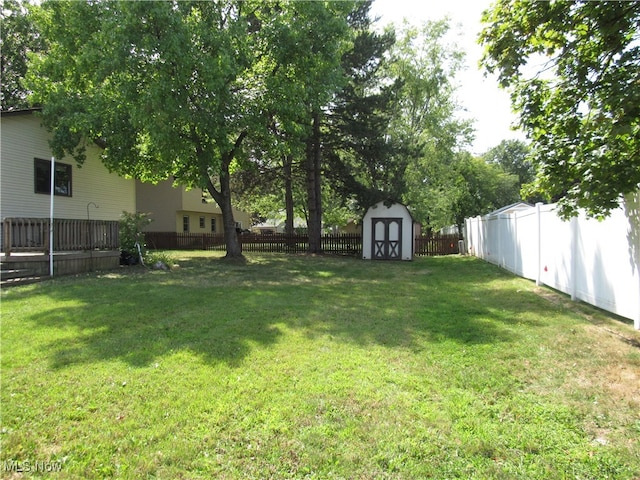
[[364, 200, 416, 222], [488, 202, 534, 216]]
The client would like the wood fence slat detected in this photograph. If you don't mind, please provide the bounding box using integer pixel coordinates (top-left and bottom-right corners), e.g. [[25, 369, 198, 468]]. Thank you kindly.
[[143, 232, 459, 256], [414, 234, 460, 256]]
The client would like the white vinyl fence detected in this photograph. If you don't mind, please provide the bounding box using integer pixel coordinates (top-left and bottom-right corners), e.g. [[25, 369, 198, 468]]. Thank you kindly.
[[465, 194, 640, 330]]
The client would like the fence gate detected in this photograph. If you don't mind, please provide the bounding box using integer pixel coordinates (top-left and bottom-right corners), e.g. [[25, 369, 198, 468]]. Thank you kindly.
[[371, 218, 402, 260]]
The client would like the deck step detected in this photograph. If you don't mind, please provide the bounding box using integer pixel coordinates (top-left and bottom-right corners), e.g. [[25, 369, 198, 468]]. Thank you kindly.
[[1, 269, 30, 279], [0, 267, 43, 287], [1, 275, 44, 287]]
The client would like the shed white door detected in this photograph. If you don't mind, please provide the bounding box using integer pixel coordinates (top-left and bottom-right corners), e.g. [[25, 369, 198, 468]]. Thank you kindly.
[[372, 218, 402, 260]]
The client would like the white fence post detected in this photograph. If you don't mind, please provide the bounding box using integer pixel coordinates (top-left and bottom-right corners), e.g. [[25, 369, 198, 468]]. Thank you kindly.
[[513, 211, 518, 275], [535, 202, 542, 287], [626, 193, 640, 331], [497, 215, 502, 268], [570, 216, 578, 302]]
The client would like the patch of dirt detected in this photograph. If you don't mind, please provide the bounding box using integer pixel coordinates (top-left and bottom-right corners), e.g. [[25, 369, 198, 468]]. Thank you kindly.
[[414, 269, 432, 275], [534, 286, 640, 350], [533, 286, 640, 430]]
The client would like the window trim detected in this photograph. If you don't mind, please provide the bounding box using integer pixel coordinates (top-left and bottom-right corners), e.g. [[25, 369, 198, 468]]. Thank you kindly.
[[34, 158, 72, 197]]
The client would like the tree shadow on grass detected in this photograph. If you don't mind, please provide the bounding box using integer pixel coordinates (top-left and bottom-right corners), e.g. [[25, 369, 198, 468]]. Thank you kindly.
[[14, 255, 561, 370], [31, 282, 285, 369]]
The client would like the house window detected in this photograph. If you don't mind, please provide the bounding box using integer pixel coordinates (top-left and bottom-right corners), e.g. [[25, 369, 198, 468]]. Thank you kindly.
[[183, 216, 190, 233], [199, 216, 205, 229], [211, 218, 217, 233], [34, 158, 72, 196]]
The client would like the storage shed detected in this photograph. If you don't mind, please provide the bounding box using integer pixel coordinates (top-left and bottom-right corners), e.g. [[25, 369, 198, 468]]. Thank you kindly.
[[362, 201, 416, 261]]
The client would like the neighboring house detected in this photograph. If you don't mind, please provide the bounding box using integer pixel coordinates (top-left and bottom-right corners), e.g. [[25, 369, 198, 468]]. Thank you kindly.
[[136, 179, 251, 235], [251, 219, 286, 234], [252, 216, 361, 235], [440, 224, 461, 236], [251, 216, 307, 234], [0, 109, 136, 223], [439, 203, 534, 237], [340, 219, 361, 234], [488, 202, 534, 216]]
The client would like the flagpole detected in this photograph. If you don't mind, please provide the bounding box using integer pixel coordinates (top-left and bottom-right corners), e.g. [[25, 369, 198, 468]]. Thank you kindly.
[[49, 156, 55, 277]]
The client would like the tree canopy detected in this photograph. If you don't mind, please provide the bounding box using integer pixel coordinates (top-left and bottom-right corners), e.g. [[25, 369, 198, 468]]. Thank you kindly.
[[14, 0, 533, 248], [480, 0, 640, 218], [324, 3, 400, 213], [0, 0, 45, 110], [26, 0, 356, 257], [389, 20, 474, 227]]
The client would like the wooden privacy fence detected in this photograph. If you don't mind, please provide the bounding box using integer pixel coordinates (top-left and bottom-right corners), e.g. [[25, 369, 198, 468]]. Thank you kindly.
[[144, 232, 460, 257], [414, 234, 460, 256], [1, 217, 119, 255], [143, 231, 226, 251], [144, 232, 362, 255]]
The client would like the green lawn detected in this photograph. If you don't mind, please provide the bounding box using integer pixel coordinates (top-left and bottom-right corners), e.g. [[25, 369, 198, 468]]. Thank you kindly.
[[2, 253, 639, 479]]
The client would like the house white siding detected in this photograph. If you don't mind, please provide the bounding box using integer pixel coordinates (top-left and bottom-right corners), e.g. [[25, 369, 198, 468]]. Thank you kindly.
[[136, 178, 251, 233], [136, 179, 184, 231], [1, 112, 135, 221]]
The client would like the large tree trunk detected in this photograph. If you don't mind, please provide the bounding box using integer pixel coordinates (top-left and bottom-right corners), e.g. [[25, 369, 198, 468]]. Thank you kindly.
[[207, 173, 242, 258], [283, 154, 295, 235], [204, 131, 247, 259], [306, 112, 323, 254]]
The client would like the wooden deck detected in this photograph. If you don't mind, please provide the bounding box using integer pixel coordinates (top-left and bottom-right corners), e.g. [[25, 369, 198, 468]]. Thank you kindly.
[[0, 250, 121, 286]]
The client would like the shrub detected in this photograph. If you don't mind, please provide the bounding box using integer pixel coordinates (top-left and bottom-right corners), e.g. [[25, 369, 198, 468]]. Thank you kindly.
[[119, 211, 152, 261], [146, 250, 174, 270]]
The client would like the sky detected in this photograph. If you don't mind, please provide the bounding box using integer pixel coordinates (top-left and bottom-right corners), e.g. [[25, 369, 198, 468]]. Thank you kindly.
[[369, 0, 527, 155]]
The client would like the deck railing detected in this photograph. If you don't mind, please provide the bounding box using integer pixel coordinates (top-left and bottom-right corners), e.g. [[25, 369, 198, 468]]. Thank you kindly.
[[1, 218, 120, 255]]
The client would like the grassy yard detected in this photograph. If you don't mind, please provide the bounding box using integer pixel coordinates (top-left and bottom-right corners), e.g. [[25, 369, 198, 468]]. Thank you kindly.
[[1, 252, 639, 479]]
